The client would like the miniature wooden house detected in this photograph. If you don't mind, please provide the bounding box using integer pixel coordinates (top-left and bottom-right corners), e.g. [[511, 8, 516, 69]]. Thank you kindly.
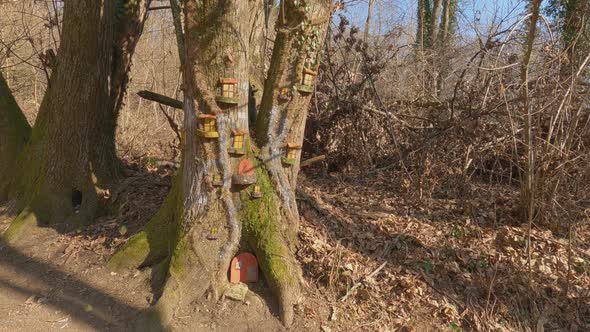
[[229, 129, 248, 155], [207, 227, 219, 240], [282, 143, 301, 165], [216, 78, 239, 105], [279, 87, 291, 101], [251, 184, 263, 198], [232, 159, 257, 185], [230, 252, 258, 283], [197, 114, 219, 138], [297, 68, 317, 93], [212, 173, 223, 187]]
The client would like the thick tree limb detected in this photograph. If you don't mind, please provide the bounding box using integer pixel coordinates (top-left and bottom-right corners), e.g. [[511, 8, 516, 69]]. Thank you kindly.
[[137, 90, 183, 109], [148, 5, 171, 11], [300, 155, 325, 167]]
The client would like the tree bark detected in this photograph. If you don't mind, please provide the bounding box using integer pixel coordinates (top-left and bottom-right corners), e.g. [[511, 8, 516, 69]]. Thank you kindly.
[[520, 0, 542, 283], [110, 0, 333, 328], [429, 0, 442, 47], [435, 0, 457, 95], [0, 71, 31, 200], [3, 0, 152, 243]]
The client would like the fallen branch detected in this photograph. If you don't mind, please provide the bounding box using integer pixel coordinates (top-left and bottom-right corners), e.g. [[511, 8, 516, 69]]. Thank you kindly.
[[137, 90, 183, 109], [340, 262, 387, 302]]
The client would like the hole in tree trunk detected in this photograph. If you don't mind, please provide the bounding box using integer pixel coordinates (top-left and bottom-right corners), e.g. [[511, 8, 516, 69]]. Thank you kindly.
[[72, 189, 82, 214]]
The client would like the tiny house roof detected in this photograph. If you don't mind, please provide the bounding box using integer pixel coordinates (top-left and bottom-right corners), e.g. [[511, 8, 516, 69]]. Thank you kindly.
[[303, 68, 318, 76], [220, 78, 238, 84], [286, 143, 302, 149], [198, 114, 217, 119], [233, 129, 249, 136]]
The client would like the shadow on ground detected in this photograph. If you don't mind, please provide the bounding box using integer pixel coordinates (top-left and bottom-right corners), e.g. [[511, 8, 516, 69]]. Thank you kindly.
[[0, 238, 164, 331]]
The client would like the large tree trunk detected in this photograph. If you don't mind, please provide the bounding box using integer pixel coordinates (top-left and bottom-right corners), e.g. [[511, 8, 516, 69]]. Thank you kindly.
[[3, 0, 152, 243], [109, 0, 332, 328], [0, 72, 31, 200]]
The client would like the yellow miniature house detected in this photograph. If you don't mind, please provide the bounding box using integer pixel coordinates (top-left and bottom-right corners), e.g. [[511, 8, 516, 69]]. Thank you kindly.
[[251, 184, 263, 198], [297, 68, 317, 93], [282, 143, 301, 165], [212, 173, 223, 187], [216, 78, 239, 105], [279, 87, 291, 101], [229, 129, 248, 155], [197, 114, 219, 138]]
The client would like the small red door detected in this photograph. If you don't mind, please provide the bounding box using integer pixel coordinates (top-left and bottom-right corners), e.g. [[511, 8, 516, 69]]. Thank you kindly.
[[230, 252, 259, 283]]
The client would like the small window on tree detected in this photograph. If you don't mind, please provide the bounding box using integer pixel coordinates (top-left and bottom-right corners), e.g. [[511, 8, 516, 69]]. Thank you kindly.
[[204, 119, 215, 131], [216, 78, 239, 105], [282, 143, 302, 165], [229, 130, 248, 155], [303, 68, 316, 86], [223, 83, 235, 98], [251, 184, 263, 198], [234, 135, 244, 149], [212, 173, 223, 186], [297, 68, 317, 94], [197, 114, 219, 138]]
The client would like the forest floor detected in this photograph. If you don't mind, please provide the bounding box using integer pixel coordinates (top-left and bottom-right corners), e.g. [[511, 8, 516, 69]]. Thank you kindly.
[[1, 162, 589, 331]]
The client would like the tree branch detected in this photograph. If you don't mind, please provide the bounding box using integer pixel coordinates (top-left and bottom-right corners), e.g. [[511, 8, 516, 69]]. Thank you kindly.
[[137, 90, 183, 109]]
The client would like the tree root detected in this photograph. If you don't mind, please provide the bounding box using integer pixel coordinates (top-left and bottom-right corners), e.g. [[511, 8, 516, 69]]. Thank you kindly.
[[3, 207, 39, 244], [241, 167, 302, 326], [111, 168, 302, 328], [108, 184, 179, 271]]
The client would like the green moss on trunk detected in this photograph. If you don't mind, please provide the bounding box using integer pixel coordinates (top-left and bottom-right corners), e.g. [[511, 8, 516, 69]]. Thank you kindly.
[[3, 207, 39, 244], [0, 72, 31, 200], [241, 163, 300, 324]]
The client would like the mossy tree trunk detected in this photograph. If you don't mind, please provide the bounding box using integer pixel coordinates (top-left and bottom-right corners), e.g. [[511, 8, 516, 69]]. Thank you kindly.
[[110, 0, 332, 328], [3, 0, 152, 243], [0, 72, 31, 200]]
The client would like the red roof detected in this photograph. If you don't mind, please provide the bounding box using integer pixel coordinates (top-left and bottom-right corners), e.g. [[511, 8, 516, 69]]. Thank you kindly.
[[198, 114, 216, 119], [303, 68, 318, 76], [220, 78, 238, 84], [233, 129, 249, 136]]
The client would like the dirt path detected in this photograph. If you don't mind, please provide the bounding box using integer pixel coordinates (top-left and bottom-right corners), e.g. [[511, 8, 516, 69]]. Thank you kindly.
[[0, 181, 328, 332]]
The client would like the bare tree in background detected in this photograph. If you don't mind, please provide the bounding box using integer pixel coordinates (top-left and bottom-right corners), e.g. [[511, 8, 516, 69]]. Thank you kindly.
[[1, 0, 152, 242]]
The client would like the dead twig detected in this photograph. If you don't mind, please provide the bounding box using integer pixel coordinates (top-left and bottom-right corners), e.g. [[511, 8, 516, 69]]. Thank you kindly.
[[340, 261, 387, 303]]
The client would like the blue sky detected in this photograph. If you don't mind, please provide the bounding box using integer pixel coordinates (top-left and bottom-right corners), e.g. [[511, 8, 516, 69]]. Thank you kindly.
[[342, 0, 529, 36]]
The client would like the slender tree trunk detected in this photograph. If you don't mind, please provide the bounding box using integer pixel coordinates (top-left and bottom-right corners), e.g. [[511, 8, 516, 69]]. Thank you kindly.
[[364, 0, 376, 42], [3, 0, 152, 243], [110, 0, 333, 329], [416, 0, 429, 51], [521, 0, 542, 284], [435, 0, 457, 95], [0, 72, 31, 200], [429, 0, 442, 47]]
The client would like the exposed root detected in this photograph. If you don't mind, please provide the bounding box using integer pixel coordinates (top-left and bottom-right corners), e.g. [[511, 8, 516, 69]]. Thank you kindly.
[[3, 207, 39, 244], [137, 232, 221, 330], [242, 166, 302, 326], [109, 184, 179, 271]]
